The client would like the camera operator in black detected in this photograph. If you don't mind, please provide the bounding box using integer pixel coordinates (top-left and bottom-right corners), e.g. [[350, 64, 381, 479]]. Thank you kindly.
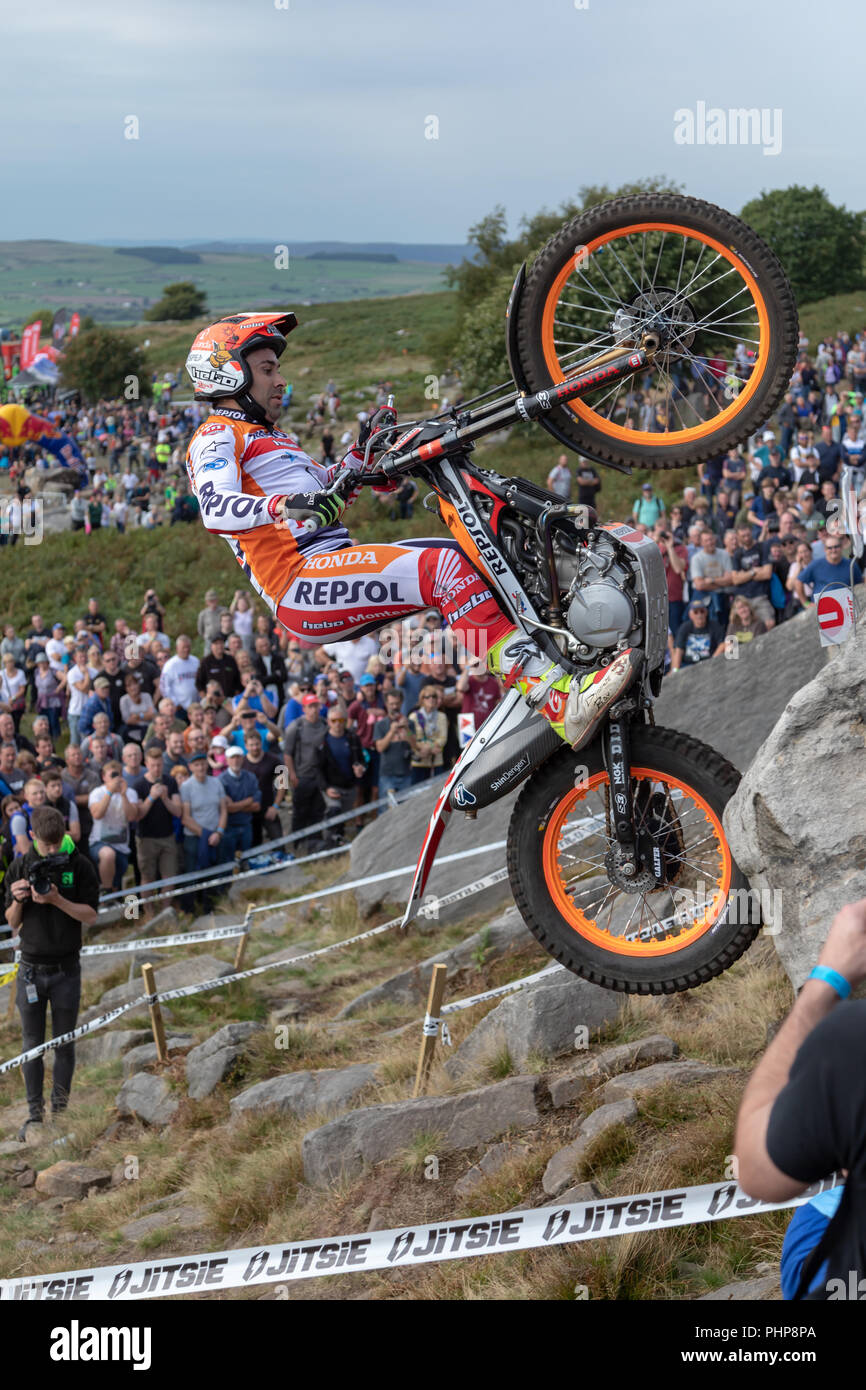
[[3, 805, 99, 1139]]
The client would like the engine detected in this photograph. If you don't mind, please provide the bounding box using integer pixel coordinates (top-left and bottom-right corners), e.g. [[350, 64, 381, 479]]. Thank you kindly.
[[554, 530, 639, 658]]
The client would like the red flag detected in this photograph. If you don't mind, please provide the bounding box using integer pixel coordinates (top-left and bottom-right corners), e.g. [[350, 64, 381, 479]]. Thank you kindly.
[[20, 321, 42, 370]]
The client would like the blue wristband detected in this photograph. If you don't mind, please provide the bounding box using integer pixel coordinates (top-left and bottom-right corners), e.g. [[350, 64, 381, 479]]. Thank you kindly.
[[808, 966, 851, 1000]]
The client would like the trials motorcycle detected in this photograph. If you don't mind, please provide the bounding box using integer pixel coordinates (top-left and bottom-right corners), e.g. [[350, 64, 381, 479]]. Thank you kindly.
[[325, 193, 799, 994]]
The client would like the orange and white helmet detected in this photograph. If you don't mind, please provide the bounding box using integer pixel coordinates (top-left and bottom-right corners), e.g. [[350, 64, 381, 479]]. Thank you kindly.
[[185, 312, 298, 403]]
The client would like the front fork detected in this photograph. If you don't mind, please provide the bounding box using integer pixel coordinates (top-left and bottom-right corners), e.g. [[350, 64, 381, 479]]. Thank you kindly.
[[602, 717, 667, 886]]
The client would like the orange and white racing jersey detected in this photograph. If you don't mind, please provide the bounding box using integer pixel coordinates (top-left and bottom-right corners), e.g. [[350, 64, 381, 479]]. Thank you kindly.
[[185, 410, 352, 611]]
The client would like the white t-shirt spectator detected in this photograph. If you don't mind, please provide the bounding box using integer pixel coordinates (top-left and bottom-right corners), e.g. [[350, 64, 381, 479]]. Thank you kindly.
[[45, 636, 67, 672], [67, 664, 98, 716], [160, 653, 200, 709], [88, 785, 139, 853], [122, 471, 138, 496], [136, 629, 171, 653], [0, 666, 26, 710], [323, 635, 379, 684]]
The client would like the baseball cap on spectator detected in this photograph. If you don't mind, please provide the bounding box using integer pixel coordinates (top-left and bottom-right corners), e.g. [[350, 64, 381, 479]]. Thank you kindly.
[[210, 735, 228, 749], [94, 676, 110, 688], [52, 623, 65, 632], [641, 482, 653, 491], [762, 430, 775, 442], [688, 599, 708, 612], [209, 634, 224, 646], [225, 746, 245, 761], [360, 674, 376, 686], [302, 694, 319, 706], [189, 751, 208, 763], [205, 589, 219, 600], [35, 652, 49, 664]]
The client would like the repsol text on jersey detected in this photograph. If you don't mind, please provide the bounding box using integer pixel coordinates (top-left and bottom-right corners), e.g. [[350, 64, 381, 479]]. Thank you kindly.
[[293, 578, 406, 606]]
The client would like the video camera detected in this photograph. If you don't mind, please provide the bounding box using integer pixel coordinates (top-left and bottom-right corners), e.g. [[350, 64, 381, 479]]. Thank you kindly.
[[26, 853, 69, 897]]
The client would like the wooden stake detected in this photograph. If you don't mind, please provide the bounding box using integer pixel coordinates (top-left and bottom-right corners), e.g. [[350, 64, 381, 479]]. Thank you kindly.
[[141, 962, 167, 1064], [413, 963, 448, 1098], [233, 907, 252, 972]]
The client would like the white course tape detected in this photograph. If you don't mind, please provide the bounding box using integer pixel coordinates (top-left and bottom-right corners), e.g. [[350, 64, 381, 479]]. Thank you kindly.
[[80, 925, 247, 957], [0, 1174, 841, 1301], [440, 963, 564, 1016], [0, 866, 509, 1074]]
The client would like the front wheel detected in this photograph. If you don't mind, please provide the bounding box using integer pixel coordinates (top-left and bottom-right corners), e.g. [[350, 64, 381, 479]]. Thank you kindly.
[[507, 725, 761, 994], [514, 193, 799, 470]]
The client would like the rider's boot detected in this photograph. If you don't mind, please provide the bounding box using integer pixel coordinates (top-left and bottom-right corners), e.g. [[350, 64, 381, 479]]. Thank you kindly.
[[487, 631, 642, 750]]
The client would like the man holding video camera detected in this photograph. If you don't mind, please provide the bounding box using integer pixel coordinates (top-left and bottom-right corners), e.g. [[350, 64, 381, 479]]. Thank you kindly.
[[3, 805, 99, 1140]]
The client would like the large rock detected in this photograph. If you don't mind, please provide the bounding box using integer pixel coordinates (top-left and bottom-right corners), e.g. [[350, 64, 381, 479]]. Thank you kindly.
[[348, 777, 516, 920], [91, 955, 236, 1015], [453, 1140, 530, 1198], [549, 1035, 679, 1108], [185, 1021, 263, 1100], [542, 1098, 639, 1195], [724, 622, 866, 989], [119, 1204, 208, 1242], [303, 1075, 546, 1186], [446, 973, 625, 1076], [76, 1029, 152, 1066], [122, 1035, 193, 1077], [115, 1073, 180, 1126], [230, 1063, 378, 1121], [699, 1275, 780, 1301], [654, 607, 826, 772], [34, 1161, 112, 1200], [601, 1060, 736, 1103], [337, 905, 533, 1018]]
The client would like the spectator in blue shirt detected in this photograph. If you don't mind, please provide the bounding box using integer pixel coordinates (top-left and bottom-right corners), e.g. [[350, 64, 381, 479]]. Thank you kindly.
[[219, 746, 260, 857], [78, 678, 115, 739], [793, 538, 863, 608]]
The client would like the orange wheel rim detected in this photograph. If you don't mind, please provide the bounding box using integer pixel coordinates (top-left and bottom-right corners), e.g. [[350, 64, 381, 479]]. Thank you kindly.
[[541, 770, 733, 957], [539, 221, 770, 446]]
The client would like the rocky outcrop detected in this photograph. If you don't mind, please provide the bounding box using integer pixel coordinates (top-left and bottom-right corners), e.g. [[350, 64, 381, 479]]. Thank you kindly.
[[548, 1035, 678, 1108], [76, 1029, 152, 1066], [34, 1162, 112, 1200], [348, 778, 516, 921], [600, 1060, 736, 1103], [336, 905, 533, 1018], [542, 1099, 639, 1196], [185, 1021, 262, 1100], [87, 955, 236, 1017], [115, 1073, 179, 1126], [122, 1035, 193, 1078], [724, 624, 866, 989], [230, 1063, 378, 1121], [445, 973, 625, 1076], [655, 607, 826, 772], [302, 1075, 547, 1186]]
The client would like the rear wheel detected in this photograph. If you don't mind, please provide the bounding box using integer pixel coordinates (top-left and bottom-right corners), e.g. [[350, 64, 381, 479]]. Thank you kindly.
[[507, 726, 761, 994], [515, 193, 798, 470]]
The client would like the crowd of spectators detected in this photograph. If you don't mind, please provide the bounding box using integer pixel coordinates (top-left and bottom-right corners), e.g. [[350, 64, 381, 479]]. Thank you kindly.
[[0, 576, 507, 910], [2, 328, 864, 906]]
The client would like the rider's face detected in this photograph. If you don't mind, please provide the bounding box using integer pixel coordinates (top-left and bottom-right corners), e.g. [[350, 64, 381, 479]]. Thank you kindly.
[[245, 348, 286, 425]]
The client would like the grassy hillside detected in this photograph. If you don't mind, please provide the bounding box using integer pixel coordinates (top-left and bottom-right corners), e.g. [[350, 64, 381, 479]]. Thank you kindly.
[[0, 241, 449, 326], [0, 852, 794, 1302]]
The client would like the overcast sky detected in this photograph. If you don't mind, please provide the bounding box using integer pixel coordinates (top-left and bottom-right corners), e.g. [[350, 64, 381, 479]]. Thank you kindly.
[[3, 0, 858, 244]]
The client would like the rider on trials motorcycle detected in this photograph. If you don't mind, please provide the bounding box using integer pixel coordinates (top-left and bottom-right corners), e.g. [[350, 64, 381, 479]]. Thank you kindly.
[[184, 312, 642, 750]]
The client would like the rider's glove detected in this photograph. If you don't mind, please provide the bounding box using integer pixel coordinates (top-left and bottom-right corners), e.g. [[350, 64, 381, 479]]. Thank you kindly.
[[268, 490, 347, 532]]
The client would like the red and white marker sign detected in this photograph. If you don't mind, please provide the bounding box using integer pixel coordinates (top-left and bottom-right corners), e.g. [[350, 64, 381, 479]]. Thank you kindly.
[[458, 713, 476, 746], [817, 587, 855, 646]]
